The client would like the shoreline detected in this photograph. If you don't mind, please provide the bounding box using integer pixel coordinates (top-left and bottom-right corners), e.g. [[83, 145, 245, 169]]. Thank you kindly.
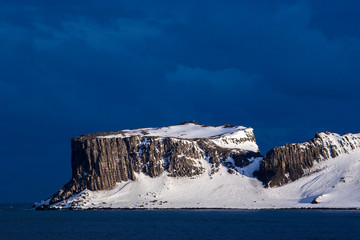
[[35, 206, 360, 211]]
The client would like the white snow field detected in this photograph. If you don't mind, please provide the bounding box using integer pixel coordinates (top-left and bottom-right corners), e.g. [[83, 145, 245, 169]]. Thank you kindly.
[[98, 123, 247, 139], [50, 148, 360, 209], [98, 123, 260, 152]]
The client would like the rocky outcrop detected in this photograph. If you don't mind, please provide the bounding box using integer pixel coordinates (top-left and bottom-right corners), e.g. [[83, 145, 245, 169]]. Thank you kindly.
[[46, 123, 261, 206], [255, 132, 360, 187]]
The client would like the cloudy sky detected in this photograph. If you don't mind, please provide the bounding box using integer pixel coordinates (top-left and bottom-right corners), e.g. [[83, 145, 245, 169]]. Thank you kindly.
[[1, 0, 360, 203]]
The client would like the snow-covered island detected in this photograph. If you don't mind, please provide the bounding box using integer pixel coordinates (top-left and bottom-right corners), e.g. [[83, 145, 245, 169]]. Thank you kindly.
[[35, 122, 360, 210]]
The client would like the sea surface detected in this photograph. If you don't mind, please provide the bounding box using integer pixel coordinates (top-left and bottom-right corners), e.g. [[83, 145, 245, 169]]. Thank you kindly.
[[1, 204, 360, 240]]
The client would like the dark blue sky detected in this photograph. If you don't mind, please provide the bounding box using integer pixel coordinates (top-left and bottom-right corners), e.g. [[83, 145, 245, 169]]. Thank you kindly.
[[1, 0, 360, 203]]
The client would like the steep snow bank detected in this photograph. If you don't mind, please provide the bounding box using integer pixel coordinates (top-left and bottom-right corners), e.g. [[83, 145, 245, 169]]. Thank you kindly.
[[47, 148, 360, 209]]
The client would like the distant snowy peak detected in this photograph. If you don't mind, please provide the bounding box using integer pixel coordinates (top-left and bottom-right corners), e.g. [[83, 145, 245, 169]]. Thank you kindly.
[[282, 131, 360, 159], [311, 131, 360, 157], [257, 131, 360, 187], [97, 122, 259, 152]]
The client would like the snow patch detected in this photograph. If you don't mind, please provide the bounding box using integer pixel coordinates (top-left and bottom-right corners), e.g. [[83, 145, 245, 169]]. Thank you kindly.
[[98, 123, 249, 140]]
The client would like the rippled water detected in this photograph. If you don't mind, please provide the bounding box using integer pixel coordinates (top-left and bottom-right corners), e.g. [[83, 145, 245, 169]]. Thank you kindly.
[[1, 204, 360, 240]]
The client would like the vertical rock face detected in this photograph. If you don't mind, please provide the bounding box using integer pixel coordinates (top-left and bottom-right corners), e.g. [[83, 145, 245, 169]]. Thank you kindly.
[[255, 132, 360, 187], [48, 123, 261, 205]]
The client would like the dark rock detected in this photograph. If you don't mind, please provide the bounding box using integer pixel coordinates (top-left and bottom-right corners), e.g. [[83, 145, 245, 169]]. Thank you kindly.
[[35, 205, 54, 210], [311, 195, 322, 204], [180, 120, 197, 125]]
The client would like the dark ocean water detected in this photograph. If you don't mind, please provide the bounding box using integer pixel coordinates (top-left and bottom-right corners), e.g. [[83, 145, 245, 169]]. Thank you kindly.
[[1, 204, 360, 240]]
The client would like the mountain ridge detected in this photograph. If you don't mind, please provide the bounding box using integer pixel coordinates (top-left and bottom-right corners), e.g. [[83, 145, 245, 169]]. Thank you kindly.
[[35, 122, 360, 210], [256, 131, 360, 187]]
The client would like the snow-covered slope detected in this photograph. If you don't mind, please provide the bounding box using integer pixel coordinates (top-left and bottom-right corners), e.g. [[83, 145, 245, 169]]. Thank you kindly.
[[291, 131, 360, 159], [44, 148, 360, 209]]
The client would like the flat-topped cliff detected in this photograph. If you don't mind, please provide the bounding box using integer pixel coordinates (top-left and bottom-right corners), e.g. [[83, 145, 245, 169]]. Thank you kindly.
[[47, 122, 261, 206]]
